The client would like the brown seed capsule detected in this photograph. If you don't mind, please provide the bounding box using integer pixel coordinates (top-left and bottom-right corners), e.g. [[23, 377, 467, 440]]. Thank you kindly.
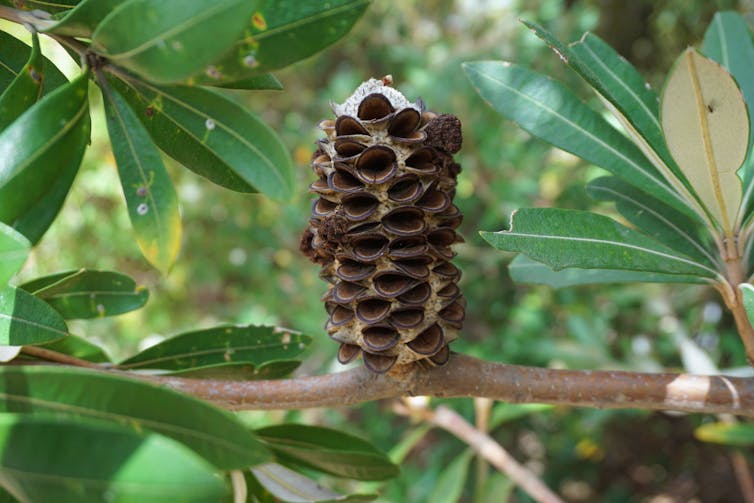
[[301, 77, 465, 372]]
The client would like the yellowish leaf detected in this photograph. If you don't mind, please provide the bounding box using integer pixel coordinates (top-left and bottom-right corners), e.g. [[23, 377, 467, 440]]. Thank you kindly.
[[660, 48, 749, 236]]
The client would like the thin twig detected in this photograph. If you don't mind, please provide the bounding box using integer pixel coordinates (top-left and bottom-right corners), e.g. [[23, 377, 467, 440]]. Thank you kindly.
[[732, 451, 754, 503], [19, 346, 103, 369], [149, 353, 754, 416], [0, 5, 56, 31], [396, 402, 563, 503]]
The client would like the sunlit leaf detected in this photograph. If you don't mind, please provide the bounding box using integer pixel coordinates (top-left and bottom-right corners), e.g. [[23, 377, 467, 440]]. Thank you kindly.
[[109, 74, 294, 198], [661, 48, 748, 235], [19, 269, 149, 319], [0, 223, 30, 287], [0, 366, 272, 469], [0, 415, 230, 503], [91, 0, 255, 83], [191, 0, 369, 87], [0, 285, 68, 346], [482, 208, 717, 278], [0, 72, 89, 225], [463, 61, 694, 217], [695, 421, 754, 446], [102, 83, 181, 273], [256, 424, 399, 481], [119, 325, 310, 371]]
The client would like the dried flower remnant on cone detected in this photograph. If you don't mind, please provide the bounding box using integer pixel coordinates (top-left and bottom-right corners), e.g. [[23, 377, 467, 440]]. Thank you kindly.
[[301, 76, 466, 374]]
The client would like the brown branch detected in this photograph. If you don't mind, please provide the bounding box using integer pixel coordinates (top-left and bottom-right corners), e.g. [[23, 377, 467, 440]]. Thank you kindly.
[[152, 353, 754, 416], [731, 451, 754, 503], [397, 403, 563, 503]]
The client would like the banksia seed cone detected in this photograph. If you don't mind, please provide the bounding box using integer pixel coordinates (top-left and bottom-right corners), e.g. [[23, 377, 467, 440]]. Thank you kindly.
[[301, 76, 465, 374]]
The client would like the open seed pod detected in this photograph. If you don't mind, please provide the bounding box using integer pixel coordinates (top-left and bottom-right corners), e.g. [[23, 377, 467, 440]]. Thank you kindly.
[[301, 76, 465, 373]]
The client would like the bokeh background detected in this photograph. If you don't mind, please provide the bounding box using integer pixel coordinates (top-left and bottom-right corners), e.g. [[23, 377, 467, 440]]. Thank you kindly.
[[14, 0, 754, 500]]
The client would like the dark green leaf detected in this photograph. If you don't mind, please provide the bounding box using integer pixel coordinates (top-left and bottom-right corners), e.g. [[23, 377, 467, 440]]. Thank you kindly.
[[10, 150, 80, 245], [0, 72, 90, 224], [586, 176, 717, 266], [695, 421, 754, 447], [256, 424, 399, 481], [0, 285, 67, 346], [191, 0, 369, 87], [37, 334, 111, 363], [428, 450, 473, 503], [0, 415, 229, 503], [20, 269, 149, 319], [110, 75, 294, 198], [489, 403, 553, 429], [92, 0, 255, 84], [102, 82, 182, 273], [165, 360, 300, 380], [0, 486, 19, 503], [0, 223, 30, 287], [702, 11, 754, 214], [0, 365, 272, 469], [508, 255, 706, 287], [481, 208, 718, 278], [119, 325, 310, 370], [525, 23, 690, 193], [0, 33, 43, 131], [0, 31, 68, 97], [462, 61, 694, 216], [46, 0, 125, 37]]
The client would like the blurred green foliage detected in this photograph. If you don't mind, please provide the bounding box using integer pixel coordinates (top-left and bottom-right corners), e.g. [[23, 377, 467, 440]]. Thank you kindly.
[[12, 0, 754, 500]]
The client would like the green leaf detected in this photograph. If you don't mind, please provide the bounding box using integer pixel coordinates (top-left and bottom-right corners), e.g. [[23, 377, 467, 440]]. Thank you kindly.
[[427, 450, 473, 503], [703, 12, 754, 165], [191, 0, 369, 87], [102, 82, 182, 273], [508, 255, 706, 288], [482, 208, 718, 278], [256, 424, 399, 481], [694, 421, 754, 447], [660, 48, 748, 236], [0, 285, 68, 346], [462, 61, 693, 216], [739, 283, 754, 328], [586, 176, 717, 266], [110, 75, 294, 198], [250, 463, 376, 502], [0, 72, 90, 224], [524, 23, 696, 205], [0, 33, 43, 131], [19, 269, 149, 319], [0, 223, 30, 287], [92, 0, 255, 84], [0, 30, 68, 97], [165, 360, 300, 380], [46, 0, 126, 37], [489, 403, 553, 429], [119, 325, 310, 371], [10, 151, 80, 245], [0, 415, 229, 503], [0, 365, 272, 469], [479, 473, 514, 503], [36, 334, 111, 363], [209, 72, 283, 91], [1, 0, 79, 14], [0, 486, 19, 503]]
